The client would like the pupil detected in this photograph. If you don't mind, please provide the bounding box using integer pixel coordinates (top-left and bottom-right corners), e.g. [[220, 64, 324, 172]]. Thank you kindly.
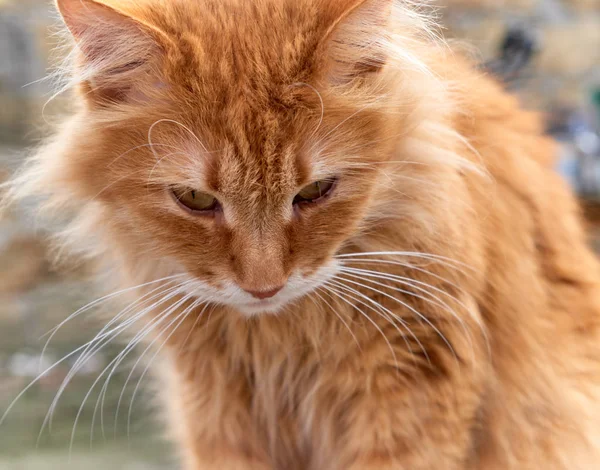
[[191, 190, 196, 199]]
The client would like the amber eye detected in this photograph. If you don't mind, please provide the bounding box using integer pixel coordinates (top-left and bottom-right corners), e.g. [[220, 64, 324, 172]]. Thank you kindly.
[[172, 188, 219, 213], [293, 178, 336, 205]]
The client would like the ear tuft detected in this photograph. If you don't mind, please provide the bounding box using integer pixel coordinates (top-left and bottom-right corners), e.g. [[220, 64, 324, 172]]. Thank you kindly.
[[321, 0, 393, 86], [56, 0, 164, 103]]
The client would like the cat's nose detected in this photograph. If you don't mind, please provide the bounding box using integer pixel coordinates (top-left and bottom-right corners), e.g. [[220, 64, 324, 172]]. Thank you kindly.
[[244, 286, 284, 300]]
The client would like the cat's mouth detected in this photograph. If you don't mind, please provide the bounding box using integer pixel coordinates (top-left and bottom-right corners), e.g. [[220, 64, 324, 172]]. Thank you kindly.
[[180, 277, 294, 316], [180, 261, 340, 316]]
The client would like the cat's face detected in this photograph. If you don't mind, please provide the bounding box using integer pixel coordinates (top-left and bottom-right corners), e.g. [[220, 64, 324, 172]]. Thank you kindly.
[[55, 0, 406, 315], [114, 96, 387, 316]]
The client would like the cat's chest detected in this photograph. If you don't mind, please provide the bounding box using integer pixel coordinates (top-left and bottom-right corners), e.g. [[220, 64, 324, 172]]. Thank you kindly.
[[176, 325, 366, 466]]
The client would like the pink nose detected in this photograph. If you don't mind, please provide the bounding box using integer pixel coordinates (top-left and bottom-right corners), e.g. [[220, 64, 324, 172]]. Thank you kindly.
[[244, 286, 284, 300]]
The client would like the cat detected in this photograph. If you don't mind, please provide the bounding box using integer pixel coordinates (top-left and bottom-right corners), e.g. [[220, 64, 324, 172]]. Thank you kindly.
[[5, 0, 600, 468]]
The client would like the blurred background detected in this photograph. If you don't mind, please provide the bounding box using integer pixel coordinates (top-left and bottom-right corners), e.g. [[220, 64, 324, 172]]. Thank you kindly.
[[0, 0, 599, 469]]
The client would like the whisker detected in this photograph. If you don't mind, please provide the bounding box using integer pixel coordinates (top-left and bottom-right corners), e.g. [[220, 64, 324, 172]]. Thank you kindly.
[[86, 282, 199, 441], [337, 257, 466, 291], [1, 336, 111, 429], [112, 302, 209, 439], [126, 297, 206, 439], [108, 143, 181, 167], [310, 101, 377, 153], [41, 280, 194, 440], [335, 274, 458, 368], [311, 288, 362, 351], [340, 268, 450, 312], [146, 151, 193, 187], [4, 280, 181, 436], [77, 288, 196, 454], [339, 268, 476, 364], [322, 281, 400, 371], [40, 275, 185, 365], [148, 118, 208, 157], [90, 168, 150, 202], [325, 278, 431, 368], [338, 262, 490, 357], [335, 251, 475, 273], [340, 268, 485, 331], [292, 82, 324, 139], [176, 303, 211, 355], [339, 267, 469, 319]]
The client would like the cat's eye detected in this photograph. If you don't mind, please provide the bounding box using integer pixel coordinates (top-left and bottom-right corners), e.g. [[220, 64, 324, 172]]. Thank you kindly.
[[293, 178, 336, 205], [172, 188, 219, 213]]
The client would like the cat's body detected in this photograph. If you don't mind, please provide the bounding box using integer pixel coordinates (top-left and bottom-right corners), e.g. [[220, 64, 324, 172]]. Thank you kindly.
[[6, 0, 600, 468], [161, 61, 600, 470]]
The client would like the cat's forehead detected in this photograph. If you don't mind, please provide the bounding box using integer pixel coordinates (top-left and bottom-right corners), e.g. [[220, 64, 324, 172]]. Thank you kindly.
[[155, 1, 326, 154], [164, 0, 325, 88], [144, 0, 348, 198], [214, 135, 308, 201]]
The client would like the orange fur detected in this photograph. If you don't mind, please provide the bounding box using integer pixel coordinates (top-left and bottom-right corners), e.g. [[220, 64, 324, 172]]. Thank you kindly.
[[5, 0, 600, 468]]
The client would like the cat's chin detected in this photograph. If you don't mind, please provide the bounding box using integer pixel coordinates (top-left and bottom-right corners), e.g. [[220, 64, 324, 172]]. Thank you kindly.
[[233, 299, 289, 317]]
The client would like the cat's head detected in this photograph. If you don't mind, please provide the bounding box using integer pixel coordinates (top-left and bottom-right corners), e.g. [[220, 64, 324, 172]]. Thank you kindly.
[[17, 0, 449, 315]]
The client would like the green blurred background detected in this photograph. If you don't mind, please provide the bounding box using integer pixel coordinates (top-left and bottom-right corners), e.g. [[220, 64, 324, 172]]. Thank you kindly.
[[0, 0, 599, 469]]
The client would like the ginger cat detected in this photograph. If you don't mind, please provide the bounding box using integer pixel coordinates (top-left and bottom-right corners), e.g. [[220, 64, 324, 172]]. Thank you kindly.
[[6, 0, 600, 468]]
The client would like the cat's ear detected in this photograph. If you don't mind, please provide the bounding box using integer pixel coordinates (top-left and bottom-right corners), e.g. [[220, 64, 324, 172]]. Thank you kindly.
[[56, 0, 167, 103], [320, 0, 393, 85]]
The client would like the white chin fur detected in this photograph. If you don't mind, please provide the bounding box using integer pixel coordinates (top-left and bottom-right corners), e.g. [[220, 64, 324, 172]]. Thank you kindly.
[[234, 298, 291, 316], [181, 261, 339, 317]]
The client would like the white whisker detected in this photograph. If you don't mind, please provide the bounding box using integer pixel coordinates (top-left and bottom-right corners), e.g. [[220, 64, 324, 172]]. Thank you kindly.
[[338, 262, 490, 357], [40, 275, 185, 365], [147, 151, 192, 187], [108, 143, 182, 167], [126, 297, 205, 439], [322, 281, 400, 370], [311, 101, 379, 153], [334, 274, 457, 366], [87, 282, 200, 441], [4, 280, 181, 439], [111, 302, 209, 438], [336, 251, 475, 273], [312, 288, 362, 351], [337, 257, 465, 290], [41, 279, 194, 441], [292, 82, 324, 139], [339, 268, 476, 364], [148, 119, 208, 158], [326, 277, 433, 367], [76, 288, 197, 454]]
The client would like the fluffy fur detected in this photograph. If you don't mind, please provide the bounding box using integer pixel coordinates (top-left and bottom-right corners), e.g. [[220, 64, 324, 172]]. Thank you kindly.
[[5, 0, 600, 468]]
